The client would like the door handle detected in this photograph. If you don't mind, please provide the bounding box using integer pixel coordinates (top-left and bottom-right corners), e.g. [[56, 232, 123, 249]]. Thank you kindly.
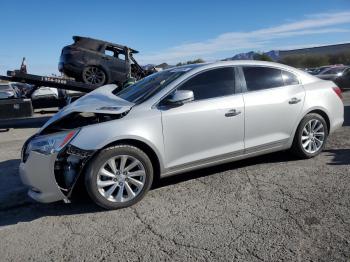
[[289, 97, 301, 104], [225, 109, 241, 117]]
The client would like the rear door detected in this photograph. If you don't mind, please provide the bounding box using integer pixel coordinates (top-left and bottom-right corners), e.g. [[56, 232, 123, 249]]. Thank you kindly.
[[160, 67, 245, 170], [102, 46, 127, 75], [240, 66, 305, 151]]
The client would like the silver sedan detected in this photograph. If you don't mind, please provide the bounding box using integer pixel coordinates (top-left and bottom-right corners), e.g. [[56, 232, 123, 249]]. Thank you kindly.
[[20, 61, 344, 209]]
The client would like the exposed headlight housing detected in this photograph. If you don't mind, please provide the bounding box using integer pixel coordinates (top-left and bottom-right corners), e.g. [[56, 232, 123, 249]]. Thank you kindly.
[[25, 129, 79, 157]]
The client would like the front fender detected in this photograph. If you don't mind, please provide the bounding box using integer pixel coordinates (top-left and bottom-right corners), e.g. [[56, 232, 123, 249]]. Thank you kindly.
[[69, 110, 165, 171]]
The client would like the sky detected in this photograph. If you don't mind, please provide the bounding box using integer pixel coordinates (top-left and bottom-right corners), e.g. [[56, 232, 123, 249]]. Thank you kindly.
[[1, 0, 350, 75]]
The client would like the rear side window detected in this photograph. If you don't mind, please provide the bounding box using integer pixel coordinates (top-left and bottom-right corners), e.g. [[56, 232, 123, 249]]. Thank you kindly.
[[178, 67, 235, 100], [243, 66, 284, 91], [281, 70, 299, 85]]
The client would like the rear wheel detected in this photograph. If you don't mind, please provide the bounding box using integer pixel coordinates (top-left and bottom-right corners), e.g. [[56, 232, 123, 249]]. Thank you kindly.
[[85, 145, 153, 209], [82, 66, 106, 86], [291, 113, 328, 158]]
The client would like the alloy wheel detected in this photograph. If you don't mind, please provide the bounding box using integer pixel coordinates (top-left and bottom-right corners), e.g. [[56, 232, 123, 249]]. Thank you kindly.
[[96, 155, 146, 203], [301, 119, 325, 154], [83, 66, 105, 85]]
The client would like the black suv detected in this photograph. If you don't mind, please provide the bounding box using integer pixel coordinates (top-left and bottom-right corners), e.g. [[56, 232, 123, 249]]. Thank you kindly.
[[59, 36, 149, 87]]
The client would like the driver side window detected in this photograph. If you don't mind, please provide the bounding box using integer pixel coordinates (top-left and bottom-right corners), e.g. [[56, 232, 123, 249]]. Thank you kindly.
[[177, 67, 235, 101]]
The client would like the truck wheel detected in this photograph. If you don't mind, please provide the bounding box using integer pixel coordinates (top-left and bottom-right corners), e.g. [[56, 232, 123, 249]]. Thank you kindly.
[[82, 66, 106, 86], [85, 145, 153, 209], [291, 113, 328, 159]]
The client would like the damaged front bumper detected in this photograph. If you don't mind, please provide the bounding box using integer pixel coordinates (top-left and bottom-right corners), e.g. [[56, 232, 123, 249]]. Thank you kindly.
[[18, 86, 133, 203], [19, 145, 94, 204], [19, 151, 67, 203]]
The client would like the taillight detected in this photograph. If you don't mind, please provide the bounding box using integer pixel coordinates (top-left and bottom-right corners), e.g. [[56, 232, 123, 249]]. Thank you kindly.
[[332, 86, 343, 100]]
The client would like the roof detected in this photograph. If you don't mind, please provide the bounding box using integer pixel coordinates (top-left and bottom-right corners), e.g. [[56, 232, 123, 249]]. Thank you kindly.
[[170, 60, 318, 84], [73, 36, 139, 54], [175, 60, 293, 69]]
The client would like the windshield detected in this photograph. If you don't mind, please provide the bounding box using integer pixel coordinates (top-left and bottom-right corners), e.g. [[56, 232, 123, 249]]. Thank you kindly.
[[114, 66, 198, 103]]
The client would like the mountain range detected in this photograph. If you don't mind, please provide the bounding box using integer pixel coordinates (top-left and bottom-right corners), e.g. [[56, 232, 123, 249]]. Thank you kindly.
[[223, 50, 280, 61]]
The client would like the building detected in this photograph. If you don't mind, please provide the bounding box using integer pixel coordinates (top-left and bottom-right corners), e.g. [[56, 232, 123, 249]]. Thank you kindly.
[[279, 43, 350, 59], [226, 43, 350, 61]]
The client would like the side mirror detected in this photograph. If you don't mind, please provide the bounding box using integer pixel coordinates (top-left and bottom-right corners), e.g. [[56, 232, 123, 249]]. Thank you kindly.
[[165, 90, 194, 105]]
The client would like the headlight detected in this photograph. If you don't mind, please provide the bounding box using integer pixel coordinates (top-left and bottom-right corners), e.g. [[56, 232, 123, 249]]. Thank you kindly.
[[26, 130, 79, 156]]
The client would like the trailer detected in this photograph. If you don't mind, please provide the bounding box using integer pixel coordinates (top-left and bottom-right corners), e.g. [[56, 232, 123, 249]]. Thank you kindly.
[[1, 70, 96, 92], [0, 70, 100, 123], [0, 36, 156, 122]]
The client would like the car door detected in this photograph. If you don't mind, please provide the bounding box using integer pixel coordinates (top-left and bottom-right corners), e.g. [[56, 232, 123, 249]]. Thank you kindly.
[[240, 66, 305, 151], [159, 67, 245, 171], [102, 46, 127, 75]]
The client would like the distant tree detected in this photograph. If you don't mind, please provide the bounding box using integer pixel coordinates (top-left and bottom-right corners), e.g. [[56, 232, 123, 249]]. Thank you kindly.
[[279, 55, 299, 67], [279, 55, 303, 67], [253, 53, 273, 62], [280, 52, 350, 68], [328, 51, 350, 65], [303, 55, 329, 68], [279, 54, 329, 68], [176, 58, 205, 66], [186, 58, 205, 64]]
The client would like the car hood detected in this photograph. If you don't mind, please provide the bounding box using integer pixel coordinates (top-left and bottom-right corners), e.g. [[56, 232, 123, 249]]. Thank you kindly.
[[40, 84, 135, 131]]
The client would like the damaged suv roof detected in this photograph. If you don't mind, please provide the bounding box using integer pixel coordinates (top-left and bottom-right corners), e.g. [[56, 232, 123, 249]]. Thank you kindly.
[[73, 36, 139, 53]]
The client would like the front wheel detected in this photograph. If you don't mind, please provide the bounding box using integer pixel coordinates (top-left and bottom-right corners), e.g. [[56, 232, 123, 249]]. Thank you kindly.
[[85, 145, 153, 209], [291, 113, 328, 158]]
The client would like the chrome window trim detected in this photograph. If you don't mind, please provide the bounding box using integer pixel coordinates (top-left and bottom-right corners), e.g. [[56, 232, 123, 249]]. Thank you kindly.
[[154, 65, 240, 108], [238, 65, 301, 94]]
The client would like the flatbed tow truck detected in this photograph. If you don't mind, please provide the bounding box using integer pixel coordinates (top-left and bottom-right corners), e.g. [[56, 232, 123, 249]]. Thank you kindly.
[[0, 70, 98, 127], [0, 36, 156, 126], [1, 70, 96, 93]]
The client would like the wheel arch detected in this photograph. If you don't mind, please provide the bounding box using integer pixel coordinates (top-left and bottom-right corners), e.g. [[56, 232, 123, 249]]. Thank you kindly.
[[99, 138, 162, 182], [288, 107, 331, 148], [302, 108, 331, 132], [289, 107, 330, 158]]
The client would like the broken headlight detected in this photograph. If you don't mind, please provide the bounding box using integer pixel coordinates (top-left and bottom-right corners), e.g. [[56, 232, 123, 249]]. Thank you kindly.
[[26, 129, 79, 156]]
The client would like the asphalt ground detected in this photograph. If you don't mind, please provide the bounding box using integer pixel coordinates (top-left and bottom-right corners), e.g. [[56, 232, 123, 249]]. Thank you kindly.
[[0, 92, 349, 261]]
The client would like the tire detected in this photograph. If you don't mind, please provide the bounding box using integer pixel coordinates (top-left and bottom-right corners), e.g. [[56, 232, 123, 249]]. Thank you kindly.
[[85, 145, 153, 210], [82, 66, 106, 86], [291, 113, 328, 159]]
